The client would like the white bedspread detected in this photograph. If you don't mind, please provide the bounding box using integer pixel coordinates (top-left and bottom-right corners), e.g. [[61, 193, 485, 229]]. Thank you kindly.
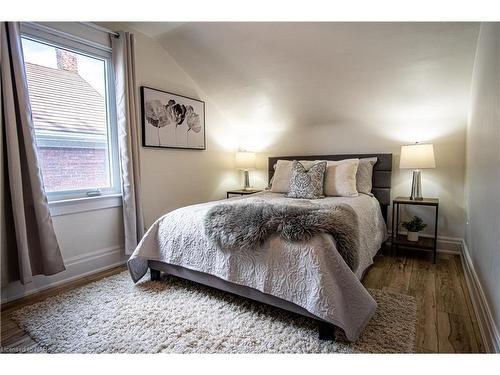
[[128, 192, 387, 341]]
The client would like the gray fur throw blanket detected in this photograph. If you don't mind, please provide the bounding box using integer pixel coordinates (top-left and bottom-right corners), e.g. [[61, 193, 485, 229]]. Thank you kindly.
[[204, 202, 360, 271]]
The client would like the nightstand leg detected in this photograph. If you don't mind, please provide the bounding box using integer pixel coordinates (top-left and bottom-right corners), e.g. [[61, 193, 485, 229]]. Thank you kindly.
[[391, 203, 395, 257], [395, 203, 400, 257], [434, 205, 439, 264]]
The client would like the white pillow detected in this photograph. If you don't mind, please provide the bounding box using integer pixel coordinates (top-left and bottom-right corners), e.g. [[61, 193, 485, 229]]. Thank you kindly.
[[270, 160, 322, 193], [323, 159, 359, 197], [271, 158, 359, 197], [356, 157, 377, 196]]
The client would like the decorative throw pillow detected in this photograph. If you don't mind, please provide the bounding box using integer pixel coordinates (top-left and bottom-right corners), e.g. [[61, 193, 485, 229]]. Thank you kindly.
[[285, 160, 327, 199], [270, 160, 291, 193], [270, 160, 324, 193], [323, 159, 359, 197], [356, 157, 377, 196]]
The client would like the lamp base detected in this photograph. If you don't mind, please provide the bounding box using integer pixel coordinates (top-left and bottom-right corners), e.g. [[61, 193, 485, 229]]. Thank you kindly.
[[409, 169, 423, 200], [243, 170, 251, 190]]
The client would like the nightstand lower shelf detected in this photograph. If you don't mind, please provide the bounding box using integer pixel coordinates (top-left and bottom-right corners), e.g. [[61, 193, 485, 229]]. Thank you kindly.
[[391, 234, 436, 251]]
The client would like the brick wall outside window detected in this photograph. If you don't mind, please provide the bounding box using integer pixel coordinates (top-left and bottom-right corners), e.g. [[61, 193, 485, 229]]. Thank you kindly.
[[37, 147, 110, 192]]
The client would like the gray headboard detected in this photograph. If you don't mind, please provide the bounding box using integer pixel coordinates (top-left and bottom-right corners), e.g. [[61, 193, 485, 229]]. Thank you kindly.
[[268, 153, 393, 222]]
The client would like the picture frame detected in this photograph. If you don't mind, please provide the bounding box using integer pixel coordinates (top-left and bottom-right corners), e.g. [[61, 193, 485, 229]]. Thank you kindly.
[[141, 86, 206, 150]]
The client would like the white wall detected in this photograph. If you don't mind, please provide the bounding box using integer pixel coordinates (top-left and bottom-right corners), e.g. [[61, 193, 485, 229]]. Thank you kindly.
[[101, 23, 238, 227], [1, 206, 126, 302], [151, 22, 478, 239], [465, 22, 500, 347], [247, 124, 467, 239]]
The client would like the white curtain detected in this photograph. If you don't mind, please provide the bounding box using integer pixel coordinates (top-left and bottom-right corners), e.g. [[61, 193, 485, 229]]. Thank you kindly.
[[111, 32, 145, 255], [1, 22, 65, 285]]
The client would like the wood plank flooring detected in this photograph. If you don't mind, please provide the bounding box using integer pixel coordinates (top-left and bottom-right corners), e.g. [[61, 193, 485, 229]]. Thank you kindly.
[[1, 253, 484, 353], [363, 251, 485, 353]]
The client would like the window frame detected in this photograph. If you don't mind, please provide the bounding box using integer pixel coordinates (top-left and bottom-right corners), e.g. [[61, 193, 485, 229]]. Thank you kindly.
[[20, 23, 122, 202]]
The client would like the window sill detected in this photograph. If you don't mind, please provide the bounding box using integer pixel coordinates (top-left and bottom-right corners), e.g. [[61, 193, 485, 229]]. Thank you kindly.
[[48, 194, 122, 217]]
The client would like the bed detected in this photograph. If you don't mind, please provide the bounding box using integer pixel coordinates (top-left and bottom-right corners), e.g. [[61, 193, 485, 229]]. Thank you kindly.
[[128, 153, 392, 341]]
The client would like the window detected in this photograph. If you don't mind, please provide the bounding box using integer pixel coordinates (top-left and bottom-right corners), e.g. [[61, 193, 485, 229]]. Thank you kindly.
[[20, 25, 120, 201]]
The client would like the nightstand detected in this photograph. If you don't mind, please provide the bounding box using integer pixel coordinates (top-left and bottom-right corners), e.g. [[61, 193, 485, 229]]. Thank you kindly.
[[226, 189, 263, 198], [391, 197, 439, 263]]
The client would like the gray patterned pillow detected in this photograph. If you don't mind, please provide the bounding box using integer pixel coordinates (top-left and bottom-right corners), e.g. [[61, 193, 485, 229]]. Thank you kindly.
[[285, 160, 327, 199], [357, 157, 377, 196]]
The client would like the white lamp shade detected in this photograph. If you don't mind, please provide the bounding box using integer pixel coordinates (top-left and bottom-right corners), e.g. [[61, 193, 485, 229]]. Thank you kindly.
[[235, 152, 256, 170], [399, 143, 436, 169]]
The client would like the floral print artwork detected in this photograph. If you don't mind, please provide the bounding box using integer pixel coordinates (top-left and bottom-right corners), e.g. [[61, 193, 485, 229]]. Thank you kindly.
[[143, 87, 205, 149]]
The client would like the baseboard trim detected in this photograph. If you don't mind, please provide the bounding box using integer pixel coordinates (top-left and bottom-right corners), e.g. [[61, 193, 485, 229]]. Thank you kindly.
[[64, 245, 123, 266], [460, 240, 500, 353], [1, 246, 128, 305], [435, 236, 462, 254]]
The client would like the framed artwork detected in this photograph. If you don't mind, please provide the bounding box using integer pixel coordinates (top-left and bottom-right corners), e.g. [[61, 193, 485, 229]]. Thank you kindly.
[[141, 86, 206, 150]]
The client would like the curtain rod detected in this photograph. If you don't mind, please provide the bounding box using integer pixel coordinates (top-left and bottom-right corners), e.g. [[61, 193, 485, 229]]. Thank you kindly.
[[80, 22, 119, 37]]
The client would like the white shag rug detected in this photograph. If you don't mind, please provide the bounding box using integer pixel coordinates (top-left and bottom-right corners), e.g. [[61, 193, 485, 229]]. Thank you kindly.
[[10, 271, 417, 353]]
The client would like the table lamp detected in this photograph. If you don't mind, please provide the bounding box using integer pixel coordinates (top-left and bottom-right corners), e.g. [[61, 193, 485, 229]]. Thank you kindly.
[[235, 151, 256, 190], [399, 143, 436, 200]]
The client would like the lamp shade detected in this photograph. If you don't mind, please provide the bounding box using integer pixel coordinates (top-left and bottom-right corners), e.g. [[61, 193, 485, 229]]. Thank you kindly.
[[399, 143, 436, 169], [235, 151, 256, 170]]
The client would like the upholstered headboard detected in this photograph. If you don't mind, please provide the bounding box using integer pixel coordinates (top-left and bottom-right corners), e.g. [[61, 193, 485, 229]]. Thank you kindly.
[[268, 153, 393, 222]]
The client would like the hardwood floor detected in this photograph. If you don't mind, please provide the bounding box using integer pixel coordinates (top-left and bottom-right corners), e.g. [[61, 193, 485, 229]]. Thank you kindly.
[[1, 253, 484, 353], [362, 251, 485, 353]]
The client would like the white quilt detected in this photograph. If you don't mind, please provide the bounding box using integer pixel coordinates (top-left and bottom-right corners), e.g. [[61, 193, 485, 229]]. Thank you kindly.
[[128, 191, 387, 341]]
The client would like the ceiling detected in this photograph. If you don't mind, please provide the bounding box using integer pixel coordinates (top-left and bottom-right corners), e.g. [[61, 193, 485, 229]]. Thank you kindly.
[[124, 22, 185, 38], [129, 22, 480, 146]]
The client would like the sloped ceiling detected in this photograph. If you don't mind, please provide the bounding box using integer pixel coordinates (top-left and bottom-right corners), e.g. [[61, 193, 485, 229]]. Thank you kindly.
[[132, 22, 479, 149], [124, 22, 185, 38]]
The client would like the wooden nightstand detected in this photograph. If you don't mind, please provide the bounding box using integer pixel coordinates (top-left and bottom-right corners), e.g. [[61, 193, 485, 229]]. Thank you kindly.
[[226, 189, 263, 198], [391, 196, 439, 263]]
